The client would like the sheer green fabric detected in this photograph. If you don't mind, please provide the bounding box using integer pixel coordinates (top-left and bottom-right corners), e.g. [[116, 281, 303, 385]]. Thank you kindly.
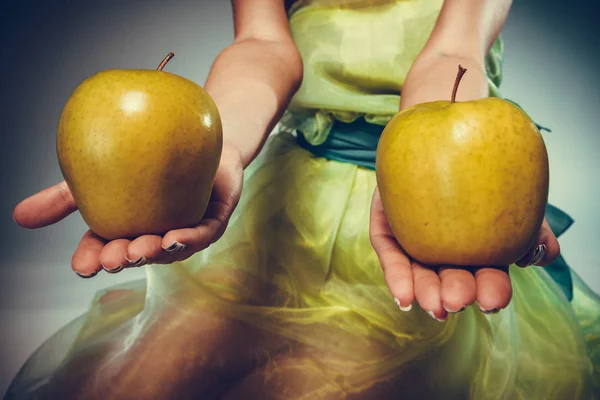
[[6, 134, 599, 398]]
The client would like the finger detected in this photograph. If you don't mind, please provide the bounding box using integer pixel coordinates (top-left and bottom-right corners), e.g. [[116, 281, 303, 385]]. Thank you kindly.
[[369, 187, 394, 237], [161, 200, 231, 254], [439, 267, 477, 313], [516, 218, 560, 267], [126, 235, 165, 267], [369, 188, 414, 310], [98, 239, 131, 273], [13, 181, 78, 229], [72, 230, 106, 277], [377, 240, 415, 311], [515, 244, 547, 268], [412, 262, 447, 322], [474, 267, 512, 313], [160, 146, 244, 254]]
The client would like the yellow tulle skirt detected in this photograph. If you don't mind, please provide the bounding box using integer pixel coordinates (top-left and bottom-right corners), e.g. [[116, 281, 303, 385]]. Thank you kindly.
[[6, 132, 600, 399]]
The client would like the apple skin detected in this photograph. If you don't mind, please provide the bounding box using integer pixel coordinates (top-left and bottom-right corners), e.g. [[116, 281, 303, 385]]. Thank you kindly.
[[376, 98, 549, 267], [57, 69, 223, 241]]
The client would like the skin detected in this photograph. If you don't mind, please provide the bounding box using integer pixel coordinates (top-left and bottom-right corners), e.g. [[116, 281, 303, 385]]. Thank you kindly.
[[11, 0, 561, 394]]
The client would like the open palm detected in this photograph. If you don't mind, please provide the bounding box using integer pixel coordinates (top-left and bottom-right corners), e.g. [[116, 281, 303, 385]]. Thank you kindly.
[[369, 186, 559, 321], [13, 142, 244, 277]]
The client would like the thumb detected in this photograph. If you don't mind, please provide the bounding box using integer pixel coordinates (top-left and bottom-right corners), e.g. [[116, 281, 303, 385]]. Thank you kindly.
[[13, 181, 78, 229], [515, 218, 560, 267]]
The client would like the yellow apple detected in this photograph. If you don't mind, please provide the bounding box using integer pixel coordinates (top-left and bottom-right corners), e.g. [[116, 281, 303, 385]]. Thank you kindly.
[[376, 66, 549, 266], [57, 52, 223, 240]]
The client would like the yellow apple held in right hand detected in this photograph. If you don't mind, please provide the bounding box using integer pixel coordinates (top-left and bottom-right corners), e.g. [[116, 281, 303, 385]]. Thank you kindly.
[[57, 52, 223, 241], [376, 66, 549, 267]]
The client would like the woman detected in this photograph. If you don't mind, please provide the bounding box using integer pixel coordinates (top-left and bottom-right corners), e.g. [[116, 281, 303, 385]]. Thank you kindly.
[[8, 0, 600, 398]]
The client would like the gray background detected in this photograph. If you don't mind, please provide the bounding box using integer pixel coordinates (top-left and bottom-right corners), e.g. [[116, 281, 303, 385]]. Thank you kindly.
[[1, 0, 598, 395]]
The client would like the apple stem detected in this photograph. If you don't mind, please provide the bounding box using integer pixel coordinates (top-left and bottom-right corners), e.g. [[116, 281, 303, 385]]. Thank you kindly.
[[157, 51, 175, 71], [451, 65, 467, 103]]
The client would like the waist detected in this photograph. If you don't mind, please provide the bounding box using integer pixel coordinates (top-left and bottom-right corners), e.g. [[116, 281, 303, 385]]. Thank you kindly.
[[296, 117, 382, 170], [295, 100, 549, 171]]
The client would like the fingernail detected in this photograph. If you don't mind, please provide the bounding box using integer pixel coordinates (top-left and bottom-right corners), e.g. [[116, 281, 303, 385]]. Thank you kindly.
[[125, 256, 147, 268], [163, 241, 188, 253], [394, 297, 412, 312], [528, 244, 546, 266], [443, 305, 466, 314], [427, 310, 446, 322], [75, 271, 98, 279], [102, 264, 124, 274], [479, 307, 501, 314]]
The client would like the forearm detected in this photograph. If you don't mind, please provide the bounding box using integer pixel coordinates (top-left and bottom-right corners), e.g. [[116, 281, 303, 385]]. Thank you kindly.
[[424, 0, 512, 62], [204, 38, 303, 168]]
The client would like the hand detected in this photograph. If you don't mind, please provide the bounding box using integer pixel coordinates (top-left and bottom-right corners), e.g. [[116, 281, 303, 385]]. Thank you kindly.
[[369, 186, 560, 321], [13, 141, 244, 277]]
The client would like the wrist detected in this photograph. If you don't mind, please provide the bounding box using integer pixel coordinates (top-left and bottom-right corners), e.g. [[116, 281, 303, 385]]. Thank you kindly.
[[221, 129, 267, 169], [400, 53, 488, 110], [221, 139, 246, 170]]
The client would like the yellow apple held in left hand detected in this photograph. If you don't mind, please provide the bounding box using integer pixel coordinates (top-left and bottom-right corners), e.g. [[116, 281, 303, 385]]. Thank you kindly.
[[57, 52, 223, 241], [376, 66, 549, 267]]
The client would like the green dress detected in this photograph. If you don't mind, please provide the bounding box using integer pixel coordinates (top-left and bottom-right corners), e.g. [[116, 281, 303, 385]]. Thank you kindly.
[[5, 1, 600, 399]]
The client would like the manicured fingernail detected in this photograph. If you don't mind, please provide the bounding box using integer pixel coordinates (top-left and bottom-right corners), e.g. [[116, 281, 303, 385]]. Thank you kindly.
[[479, 307, 501, 314], [427, 310, 446, 322], [125, 256, 147, 267], [443, 305, 466, 314], [163, 241, 187, 253], [75, 271, 98, 279], [394, 297, 412, 312], [102, 264, 124, 274], [529, 244, 546, 266]]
